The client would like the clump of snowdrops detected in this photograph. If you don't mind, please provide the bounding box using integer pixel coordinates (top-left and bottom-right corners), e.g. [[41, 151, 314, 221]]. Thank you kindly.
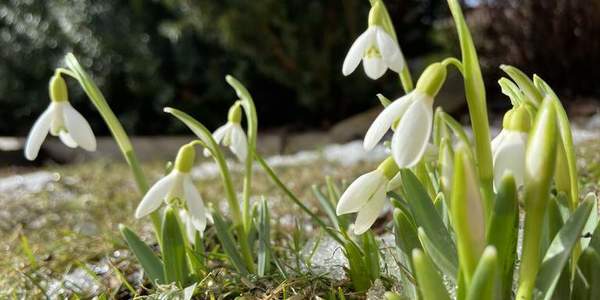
[[24, 0, 600, 298]]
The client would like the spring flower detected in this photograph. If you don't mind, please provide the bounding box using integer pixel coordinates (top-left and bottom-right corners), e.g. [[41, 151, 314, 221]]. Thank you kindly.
[[204, 101, 247, 162], [363, 63, 446, 167], [25, 74, 96, 160], [491, 105, 531, 189], [342, 2, 405, 79], [336, 157, 399, 235], [136, 143, 208, 233]]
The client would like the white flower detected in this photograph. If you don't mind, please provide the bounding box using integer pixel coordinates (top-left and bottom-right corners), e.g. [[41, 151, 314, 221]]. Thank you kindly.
[[363, 91, 434, 168], [179, 210, 213, 244], [135, 170, 208, 233], [336, 169, 389, 235], [204, 122, 247, 162], [25, 101, 96, 160], [491, 129, 528, 189], [342, 26, 405, 80]]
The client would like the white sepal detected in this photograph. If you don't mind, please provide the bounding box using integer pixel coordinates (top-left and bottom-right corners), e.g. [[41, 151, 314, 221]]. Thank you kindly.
[[391, 94, 433, 167], [363, 93, 414, 150], [135, 172, 176, 218], [24, 104, 53, 160]]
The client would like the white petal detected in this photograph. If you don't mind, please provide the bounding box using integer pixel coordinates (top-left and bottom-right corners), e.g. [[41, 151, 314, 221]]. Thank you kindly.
[[363, 56, 387, 80], [375, 28, 405, 73], [59, 131, 78, 148], [135, 173, 175, 218], [353, 185, 386, 235], [24, 105, 53, 160], [229, 124, 248, 162], [342, 28, 375, 76], [336, 170, 387, 215], [184, 176, 207, 232], [491, 130, 506, 155], [180, 210, 198, 243], [493, 131, 527, 189], [364, 93, 414, 150], [391, 96, 434, 167], [63, 103, 96, 151], [204, 123, 230, 157]]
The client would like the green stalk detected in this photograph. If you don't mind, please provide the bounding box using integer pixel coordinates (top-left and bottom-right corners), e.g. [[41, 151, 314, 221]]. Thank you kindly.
[[225, 75, 258, 234], [446, 0, 494, 216], [165, 107, 255, 273], [62, 54, 161, 233], [255, 154, 343, 244], [516, 98, 558, 299]]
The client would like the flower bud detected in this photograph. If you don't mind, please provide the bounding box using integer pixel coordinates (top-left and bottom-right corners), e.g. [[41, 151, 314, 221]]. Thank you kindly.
[[368, 1, 386, 28], [227, 101, 243, 124], [415, 63, 447, 98], [174, 143, 196, 173], [376, 156, 400, 180], [49, 73, 68, 102], [451, 143, 485, 283], [525, 97, 557, 193], [505, 105, 531, 132]]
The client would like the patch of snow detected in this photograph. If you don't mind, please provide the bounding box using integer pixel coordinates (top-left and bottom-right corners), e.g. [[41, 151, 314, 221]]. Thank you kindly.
[[0, 171, 59, 194]]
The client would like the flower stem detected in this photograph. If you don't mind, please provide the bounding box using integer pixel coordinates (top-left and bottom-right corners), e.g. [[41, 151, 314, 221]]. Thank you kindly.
[[446, 0, 494, 218], [62, 54, 162, 234], [255, 153, 343, 244], [516, 202, 545, 300]]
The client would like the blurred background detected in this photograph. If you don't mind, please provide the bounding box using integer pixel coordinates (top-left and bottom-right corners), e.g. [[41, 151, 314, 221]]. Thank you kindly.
[[0, 0, 599, 143]]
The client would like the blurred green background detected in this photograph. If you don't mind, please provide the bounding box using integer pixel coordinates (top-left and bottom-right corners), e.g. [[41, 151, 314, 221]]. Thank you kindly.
[[1, 0, 599, 136]]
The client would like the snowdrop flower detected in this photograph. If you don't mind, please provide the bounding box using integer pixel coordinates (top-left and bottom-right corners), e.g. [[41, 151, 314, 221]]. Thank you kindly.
[[136, 143, 208, 233], [24, 74, 96, 160], [363, 63, 447, 167], [491, 105, 531, 189], [336, 157, 399, 235], [204, 101, 247, 162], [342, 1, 405, 79]]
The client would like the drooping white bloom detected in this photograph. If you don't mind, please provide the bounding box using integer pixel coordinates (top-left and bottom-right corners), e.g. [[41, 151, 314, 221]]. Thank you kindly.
[[336, 169, 388, 235], [336, 157, 398, 235], [363, 91, 434, 168], [342, 26, 405, 80], [204, 122, 247, 162], [135, 169, 208, 232], [25, 101, 96, 161], [491, 129, 528, 189], [204, 101, 248, 162], [25, 73, 96, 161]]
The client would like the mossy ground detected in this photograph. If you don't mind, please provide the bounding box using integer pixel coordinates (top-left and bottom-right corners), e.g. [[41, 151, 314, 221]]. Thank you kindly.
[[1, 139, 599, 298]]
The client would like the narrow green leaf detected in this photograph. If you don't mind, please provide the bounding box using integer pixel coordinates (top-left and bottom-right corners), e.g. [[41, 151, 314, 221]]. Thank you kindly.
[[257, 198, 271, 277], [447, 0, 494, 195], [417, 227, 457, 281], [343, 238, 371, 292], [312, 185, 341, 230], [399, 169, 458, 281], [362, 231, 381, 281], [119, 224, 164, 285], [161, 207, 189, 286], [498, 77, 525, 105], [486, 173, 518, 299], [377, 93, 392, 107], [412, 249, 451, 300], [451, 145, 486, 284], [573, 248, 600, 300], [392, 208, 420, 272], [466, 246, 499, 300], [500, 65, 543, 105], [581, 193, 598, 249], [211, 207, 249, 276], [533, 197, 594, 300]]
